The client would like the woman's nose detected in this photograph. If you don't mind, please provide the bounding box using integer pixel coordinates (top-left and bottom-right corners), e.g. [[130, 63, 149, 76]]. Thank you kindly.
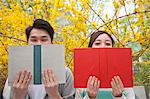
[[99, 43, 106, 48]]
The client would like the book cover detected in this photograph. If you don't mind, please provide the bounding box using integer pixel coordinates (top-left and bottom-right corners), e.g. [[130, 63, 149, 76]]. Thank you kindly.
[[74, 48, 133, 88], [8, 45, 66, 86]]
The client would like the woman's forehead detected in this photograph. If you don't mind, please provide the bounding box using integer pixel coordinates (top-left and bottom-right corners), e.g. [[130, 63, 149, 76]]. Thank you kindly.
[[95, 34, 112, 41]]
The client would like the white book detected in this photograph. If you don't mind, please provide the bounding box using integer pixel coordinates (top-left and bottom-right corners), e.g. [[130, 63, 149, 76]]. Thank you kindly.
[[8, 44, 66, 86]]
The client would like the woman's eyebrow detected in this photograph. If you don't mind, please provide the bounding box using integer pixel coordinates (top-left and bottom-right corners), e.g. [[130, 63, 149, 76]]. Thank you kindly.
[[30, 36, 37, 39], [105, 40, 111, 42], [95, 39, 101, 41]]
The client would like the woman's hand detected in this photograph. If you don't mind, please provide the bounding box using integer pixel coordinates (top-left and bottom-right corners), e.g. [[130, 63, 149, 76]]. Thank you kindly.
[[111, 76, 124, 97], [43, 69, 62, 99], [12, 70, 32, 99], [87, 76, 100, 99]]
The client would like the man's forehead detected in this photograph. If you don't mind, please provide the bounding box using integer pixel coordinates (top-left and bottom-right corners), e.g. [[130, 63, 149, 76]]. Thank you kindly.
[[30, 28, 50, 37], [30, 35, 49, 38]]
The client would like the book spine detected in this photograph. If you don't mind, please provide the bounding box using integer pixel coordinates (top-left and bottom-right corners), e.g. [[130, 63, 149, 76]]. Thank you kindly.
[[34, 45, 42, 84]]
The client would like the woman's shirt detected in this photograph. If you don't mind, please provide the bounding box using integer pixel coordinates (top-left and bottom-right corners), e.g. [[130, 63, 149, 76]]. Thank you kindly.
[[75, 88, 135, 99]]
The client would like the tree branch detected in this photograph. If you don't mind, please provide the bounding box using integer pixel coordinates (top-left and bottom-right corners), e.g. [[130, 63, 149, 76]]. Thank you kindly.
[[0, 32, 27, 42], [122, 0, 135, 39]]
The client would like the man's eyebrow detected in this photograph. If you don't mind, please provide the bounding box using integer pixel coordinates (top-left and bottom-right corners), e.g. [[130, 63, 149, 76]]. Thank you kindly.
[[30, 36, 49, 38], [42, 36, 49, 38]]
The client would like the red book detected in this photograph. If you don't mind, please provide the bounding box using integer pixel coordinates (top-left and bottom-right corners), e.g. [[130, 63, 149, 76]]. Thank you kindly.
[[74, 48, 133, 88]]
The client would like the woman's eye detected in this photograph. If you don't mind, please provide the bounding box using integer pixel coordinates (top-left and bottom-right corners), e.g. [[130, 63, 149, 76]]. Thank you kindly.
[[95, 43, 100, 45], [106, 43, 111, 46]]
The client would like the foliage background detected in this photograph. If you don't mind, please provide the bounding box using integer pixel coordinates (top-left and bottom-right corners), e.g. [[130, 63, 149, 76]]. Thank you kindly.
[[0, 0, 150, 90]]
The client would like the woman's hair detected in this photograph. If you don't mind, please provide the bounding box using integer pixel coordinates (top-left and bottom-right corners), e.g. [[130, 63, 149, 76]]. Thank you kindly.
[[88, 30, 115, 47]]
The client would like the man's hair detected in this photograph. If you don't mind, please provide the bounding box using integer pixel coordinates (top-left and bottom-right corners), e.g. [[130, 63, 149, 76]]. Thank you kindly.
[[25, 19, 54, 42], [88, 30, 115, 47]]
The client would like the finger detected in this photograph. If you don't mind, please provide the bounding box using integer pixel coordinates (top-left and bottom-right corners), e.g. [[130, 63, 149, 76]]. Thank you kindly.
[[89, 76, 95, 90], [47, 69, 54, 83], [22, 71, 30, 86], [90, 76, 95, 86], [93, 77, 98, 88], [43, 70, 50, 87], [47, 69, 51, 78], [18, 70, 26, 84], [114, 76, 120, 85], [25, 74, 32, 87], [97, 80, 100, 89], [111, 80, 114, 89], [87, 76, 92, 85], [93, 77, 99, 91], [111, 78, 117, 90], [51, 70, 57, 83], [13, 71, 21, 85], [87, 76, 92, 88], [114, 76, 120, 89], [111, 80, 117, 97], [44, 70, 50, 84], [117, 76, 124, 88], [42, 72, 46, 85]]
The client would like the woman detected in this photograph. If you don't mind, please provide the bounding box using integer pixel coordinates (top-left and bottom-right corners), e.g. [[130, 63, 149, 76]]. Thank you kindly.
[[75, 30, 135, 99]]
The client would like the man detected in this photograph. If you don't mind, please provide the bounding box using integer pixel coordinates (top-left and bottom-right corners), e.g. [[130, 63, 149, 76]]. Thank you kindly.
[[3, 19, 75, 99]]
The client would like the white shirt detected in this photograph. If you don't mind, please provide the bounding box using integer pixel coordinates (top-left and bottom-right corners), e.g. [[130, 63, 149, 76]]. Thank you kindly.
[[3, 67, 75, 99]]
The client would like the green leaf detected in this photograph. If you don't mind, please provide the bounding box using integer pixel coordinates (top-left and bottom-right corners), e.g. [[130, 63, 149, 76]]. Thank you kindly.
[[126, 42, 142, 52]]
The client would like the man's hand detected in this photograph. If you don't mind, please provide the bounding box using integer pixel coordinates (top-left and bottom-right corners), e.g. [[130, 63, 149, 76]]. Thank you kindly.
[[43, 69, 62, 99], [111, 76, 124, 97], [87, 76, 100, 99], [12, 70, 32, 99]]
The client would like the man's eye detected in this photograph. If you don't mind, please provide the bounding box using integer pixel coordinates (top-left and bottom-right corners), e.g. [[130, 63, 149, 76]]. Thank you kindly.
[[42, 39, 48, 42], [31, 39, 37, 42]]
